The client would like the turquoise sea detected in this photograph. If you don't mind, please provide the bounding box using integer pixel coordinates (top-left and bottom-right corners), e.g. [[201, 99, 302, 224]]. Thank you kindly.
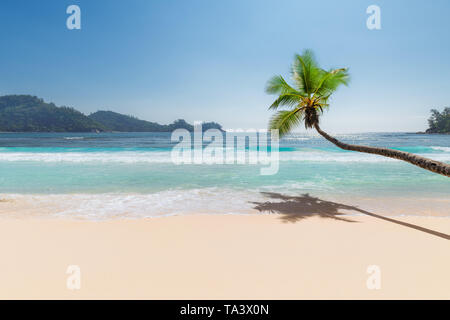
[[0, 132, 449, 219]]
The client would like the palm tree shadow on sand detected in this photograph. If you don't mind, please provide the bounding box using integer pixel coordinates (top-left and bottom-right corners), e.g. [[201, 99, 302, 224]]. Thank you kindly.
[[251, 192, 449, 240]]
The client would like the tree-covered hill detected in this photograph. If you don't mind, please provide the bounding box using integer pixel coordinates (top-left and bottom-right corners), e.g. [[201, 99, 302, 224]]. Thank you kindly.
[[0, 95, 224, 132], [0, 95, 105, 132], [89, 110, 224, 132], [426, 108, 450, 134], [89, 110, 170, 132]]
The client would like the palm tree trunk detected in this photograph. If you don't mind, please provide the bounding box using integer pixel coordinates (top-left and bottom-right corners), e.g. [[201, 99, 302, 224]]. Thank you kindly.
[[314, 124, 450, 177]]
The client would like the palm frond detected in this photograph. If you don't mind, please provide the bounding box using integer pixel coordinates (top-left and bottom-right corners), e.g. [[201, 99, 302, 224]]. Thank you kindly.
[[265, 75, 301, 95], [313, 68, 350, 99], [291, 49, 323, 95], [269, 108, 303, 137], [268, 93, 304, 110]]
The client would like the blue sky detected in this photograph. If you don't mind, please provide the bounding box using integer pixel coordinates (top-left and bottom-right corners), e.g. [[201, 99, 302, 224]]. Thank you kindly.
[[0, 0, 449, 132]]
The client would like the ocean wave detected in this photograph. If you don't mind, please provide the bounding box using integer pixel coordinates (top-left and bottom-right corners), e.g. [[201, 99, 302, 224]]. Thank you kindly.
[[431, 146, 450, 152], [0, 150, 449, 163], [63, 137, 85, 140], [280, 151, 450, 162], [0, 151, 171, 163], [2, 189, 449, 220], [0, 189, 264, 219], [281, 137, 311, 141]]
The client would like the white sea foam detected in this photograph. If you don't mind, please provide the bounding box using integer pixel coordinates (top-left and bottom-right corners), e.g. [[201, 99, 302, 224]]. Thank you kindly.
[[0, 151, 171, 163], [63, 137, 85, 140], [1, 189, 265, 219], [431, 146, 450, 152], [282, 137, 311, 141], [0, 150, 449, 163], [2, 189, 449, 220]]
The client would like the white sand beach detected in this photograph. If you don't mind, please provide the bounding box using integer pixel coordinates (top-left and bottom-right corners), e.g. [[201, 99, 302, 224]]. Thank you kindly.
[[0, 213, 449, 299]]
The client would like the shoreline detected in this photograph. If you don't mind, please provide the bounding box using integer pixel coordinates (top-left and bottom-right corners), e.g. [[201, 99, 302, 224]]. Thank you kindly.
[[2, 192, 449, 220], [1, 213, 449, 299]]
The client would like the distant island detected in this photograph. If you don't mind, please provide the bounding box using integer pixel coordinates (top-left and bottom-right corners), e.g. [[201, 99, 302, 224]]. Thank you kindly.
[[0, 95, 223, 132], [425, 108, 450, 134]]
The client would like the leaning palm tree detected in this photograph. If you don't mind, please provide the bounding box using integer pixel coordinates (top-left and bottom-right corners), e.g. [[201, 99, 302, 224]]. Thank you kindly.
[[267, 49, 450, 177]]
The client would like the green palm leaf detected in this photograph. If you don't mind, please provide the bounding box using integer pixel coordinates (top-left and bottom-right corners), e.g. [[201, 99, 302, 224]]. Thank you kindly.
[[313, 68, 350, 99], [265, 75, 304, 96], [269, 109, 303, 137], [268, 93, 304, 110], [292, 50, 322, 95]]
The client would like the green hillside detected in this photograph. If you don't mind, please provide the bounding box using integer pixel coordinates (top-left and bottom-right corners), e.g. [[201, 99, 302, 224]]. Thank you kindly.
[[0, 95, 224, 132], [0, 95, 105, 132], [89, 110, 223, 132]]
